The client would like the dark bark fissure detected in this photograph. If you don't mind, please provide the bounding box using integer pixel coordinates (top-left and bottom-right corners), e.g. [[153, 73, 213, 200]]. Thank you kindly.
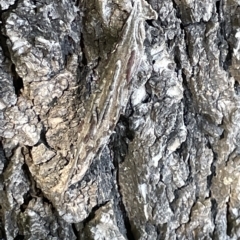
[[80, 33, 87, 66], [78, 201, 117, 239], [181, 72, 194, 126], [234, 80, 240, 95], [21, 147, 48, 200], [82, 201, 110, 226], [118, 202, 135, 240], [146, 19, 155, 28], [72, 223, 81, 240], [38, 119, 53, 150], [14, 234, 24, 240], [216, 0, 221, 18], [20, 163, 35, 213], [0, 33, 11, 60], [211, 198, 218, 239], [11, 64, 24, 97], [0, 0, 24, 97], [206, 140, 217, 190], [172, 0, 180, 19], [110, 117, 136, 240], [216, 0, 233, 72], [0, 140, 8, 171], [226, 199, 231, 236]]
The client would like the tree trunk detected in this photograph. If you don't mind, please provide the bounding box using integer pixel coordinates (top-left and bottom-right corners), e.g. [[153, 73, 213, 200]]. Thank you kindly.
[[0, 0, 239, 239]]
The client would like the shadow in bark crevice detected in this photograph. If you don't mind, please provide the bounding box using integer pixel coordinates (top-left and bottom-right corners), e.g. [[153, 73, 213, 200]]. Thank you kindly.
[[0, 0, 24, 97], [14, 234, 24, 240], [206, 139, 217, 190], [210, 198, 218, 239], [109, 117, 136, 239], [82, 201, 110, 226], [226, 199, 233, 237], [11, 63, 24, 97]]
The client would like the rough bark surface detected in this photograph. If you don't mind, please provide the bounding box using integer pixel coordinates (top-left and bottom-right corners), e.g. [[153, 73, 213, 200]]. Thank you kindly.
[[1, 0, 240, 239]]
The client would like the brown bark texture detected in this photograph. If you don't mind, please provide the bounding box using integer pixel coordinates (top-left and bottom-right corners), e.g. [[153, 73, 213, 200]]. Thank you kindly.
[[0, 0, 240, 239]]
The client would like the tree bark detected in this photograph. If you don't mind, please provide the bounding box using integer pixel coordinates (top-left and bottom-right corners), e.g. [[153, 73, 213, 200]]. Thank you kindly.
[[0, 0, 240, 239]]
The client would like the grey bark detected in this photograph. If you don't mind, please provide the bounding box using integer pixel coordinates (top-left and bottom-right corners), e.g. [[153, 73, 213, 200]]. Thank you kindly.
[[0, 0, 240, 239]]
